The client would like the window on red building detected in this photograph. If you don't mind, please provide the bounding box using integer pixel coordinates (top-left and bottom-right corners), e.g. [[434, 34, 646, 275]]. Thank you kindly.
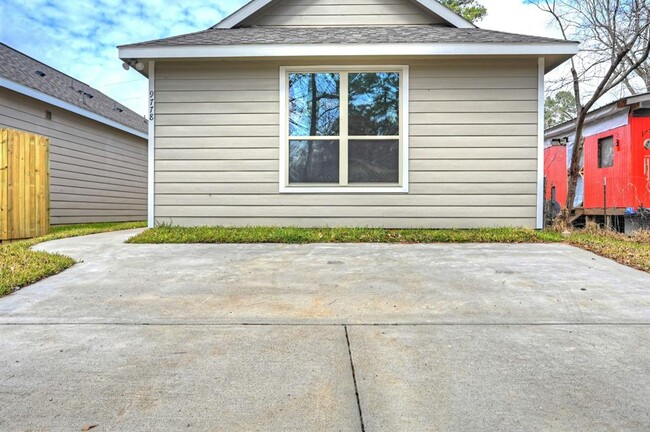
[[598, 136, 614, 168]]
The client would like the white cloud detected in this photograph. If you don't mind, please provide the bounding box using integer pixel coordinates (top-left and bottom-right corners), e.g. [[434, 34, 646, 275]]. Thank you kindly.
[[0, 0, 248, 115], [479, 0, 562, 39], [0, 0, 581, 115], [479, 0, 635, 107], [479, 0, 575, 97]]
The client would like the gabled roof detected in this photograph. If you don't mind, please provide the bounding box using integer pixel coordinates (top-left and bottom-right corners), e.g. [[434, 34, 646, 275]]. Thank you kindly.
[[119, 25, 578, 74], [124, 26, 569, 48], [118, 0, 579, 75], [213, 0, 475, 29], [0, 43, 147, 137]]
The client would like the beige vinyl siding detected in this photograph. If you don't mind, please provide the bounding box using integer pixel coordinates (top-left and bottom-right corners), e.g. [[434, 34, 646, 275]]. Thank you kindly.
[[154, 58, 539, 228], [0, 88, 147, 224], [243, 0, 444, 27]]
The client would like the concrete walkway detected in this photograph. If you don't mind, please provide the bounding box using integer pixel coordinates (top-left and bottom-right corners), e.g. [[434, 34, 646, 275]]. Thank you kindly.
[[1, 229, 649, 431]]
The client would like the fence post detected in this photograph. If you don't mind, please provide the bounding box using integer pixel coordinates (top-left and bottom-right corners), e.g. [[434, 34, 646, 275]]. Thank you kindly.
[[0, 130, 7, 240], [603, 177, 609, 228]]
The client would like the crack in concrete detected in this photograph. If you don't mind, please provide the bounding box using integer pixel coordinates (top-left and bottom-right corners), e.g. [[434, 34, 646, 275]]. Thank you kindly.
[[345, 325, 365, 432]]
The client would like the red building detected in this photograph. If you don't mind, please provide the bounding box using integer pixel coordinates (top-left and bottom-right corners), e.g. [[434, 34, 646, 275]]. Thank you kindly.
[[544, 92, 650, 229]]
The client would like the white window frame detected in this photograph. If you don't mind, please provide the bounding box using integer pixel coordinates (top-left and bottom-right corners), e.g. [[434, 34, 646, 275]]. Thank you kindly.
[[279, 65, 409, 194], [597, 135, 615, 168]]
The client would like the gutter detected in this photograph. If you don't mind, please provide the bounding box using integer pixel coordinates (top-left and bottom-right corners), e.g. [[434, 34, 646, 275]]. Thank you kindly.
[[119, 42, 579, 62]]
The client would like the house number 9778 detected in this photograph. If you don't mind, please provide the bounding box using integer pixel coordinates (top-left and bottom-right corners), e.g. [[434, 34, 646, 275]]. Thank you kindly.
[[149, 91, 155, 121]]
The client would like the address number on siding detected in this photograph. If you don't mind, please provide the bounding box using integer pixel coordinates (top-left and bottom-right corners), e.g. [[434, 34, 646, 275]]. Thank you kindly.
[[149, 90, 155, 121]]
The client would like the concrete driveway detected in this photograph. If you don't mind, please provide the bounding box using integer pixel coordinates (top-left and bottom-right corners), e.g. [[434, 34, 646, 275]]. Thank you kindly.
[[1, 229, 649, 431]]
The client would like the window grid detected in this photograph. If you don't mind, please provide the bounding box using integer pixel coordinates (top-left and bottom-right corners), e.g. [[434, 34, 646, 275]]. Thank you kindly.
[[281, 65, 407, 192], [340, 73, 349, 185]]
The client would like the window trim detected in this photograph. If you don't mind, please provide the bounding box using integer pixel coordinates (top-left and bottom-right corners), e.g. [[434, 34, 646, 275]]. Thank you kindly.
[[279, 65, 409, 194], [597, 135, 614, 168]]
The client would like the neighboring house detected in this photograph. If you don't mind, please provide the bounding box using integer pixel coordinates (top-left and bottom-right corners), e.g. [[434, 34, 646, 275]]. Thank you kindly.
[[0, 43, 148, 225], [544, 92, 650, 228], [119, 0, 578, 229]]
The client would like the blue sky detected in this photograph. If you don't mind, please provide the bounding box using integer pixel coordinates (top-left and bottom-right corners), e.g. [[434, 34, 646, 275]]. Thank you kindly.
[[0, 0, 250, 114], [0, 0, 561, 116]]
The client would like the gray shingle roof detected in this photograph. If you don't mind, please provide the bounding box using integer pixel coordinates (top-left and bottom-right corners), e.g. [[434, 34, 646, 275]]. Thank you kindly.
[[0, 43, 147, 134], [120, 25, 574, 49]]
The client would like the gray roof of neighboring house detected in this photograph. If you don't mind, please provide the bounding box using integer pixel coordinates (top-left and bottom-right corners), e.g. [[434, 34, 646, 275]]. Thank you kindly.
[[545, 91, 650, 138], [119, 25, 576, 49], [0, 43, 147, 134]]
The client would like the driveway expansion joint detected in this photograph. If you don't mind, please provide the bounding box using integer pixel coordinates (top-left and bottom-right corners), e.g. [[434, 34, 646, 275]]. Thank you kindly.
[[2, 230, 650, 431], [1, 322, 649, 326], [345, 325, 366, 432]]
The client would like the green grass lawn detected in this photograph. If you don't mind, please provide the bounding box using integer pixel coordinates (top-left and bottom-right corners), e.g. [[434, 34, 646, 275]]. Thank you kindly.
[[0, 221, 145, 297], [566, 230, 650, 273], [126, 226, 564, 244]]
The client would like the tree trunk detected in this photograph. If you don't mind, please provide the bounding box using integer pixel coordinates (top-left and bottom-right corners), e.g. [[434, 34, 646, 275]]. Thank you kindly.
[[565, 114, 587, 212], [534, 0, 650, 225]]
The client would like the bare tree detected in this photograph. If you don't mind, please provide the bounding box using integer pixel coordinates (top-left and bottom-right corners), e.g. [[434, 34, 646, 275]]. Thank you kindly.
[[624, 27, 650, 92], [531, 0, 650, 216]]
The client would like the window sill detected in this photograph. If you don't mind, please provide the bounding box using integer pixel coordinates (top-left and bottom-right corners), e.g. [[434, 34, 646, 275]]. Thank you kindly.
[[279, 185, 409, 194]]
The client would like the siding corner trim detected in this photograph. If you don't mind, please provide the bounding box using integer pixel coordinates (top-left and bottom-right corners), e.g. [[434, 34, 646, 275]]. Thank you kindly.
[[537, 57, 545, 229], [148, 61, 156, 228]]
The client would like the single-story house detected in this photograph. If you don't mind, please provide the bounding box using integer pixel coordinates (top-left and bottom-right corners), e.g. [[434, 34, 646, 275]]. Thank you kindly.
[[0, 42, 148, 225], [119, 0, 578, 229]]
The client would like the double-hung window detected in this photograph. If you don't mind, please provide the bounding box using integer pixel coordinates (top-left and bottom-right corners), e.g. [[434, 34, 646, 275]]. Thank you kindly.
[[280, 66, 408, 193]]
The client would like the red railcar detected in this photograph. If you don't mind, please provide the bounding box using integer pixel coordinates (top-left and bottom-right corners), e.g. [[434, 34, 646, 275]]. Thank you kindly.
[[544, 93, 650, 229]]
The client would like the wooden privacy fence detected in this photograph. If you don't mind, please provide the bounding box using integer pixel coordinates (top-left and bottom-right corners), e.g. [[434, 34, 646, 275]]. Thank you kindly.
[[0, 129, 50, 241]]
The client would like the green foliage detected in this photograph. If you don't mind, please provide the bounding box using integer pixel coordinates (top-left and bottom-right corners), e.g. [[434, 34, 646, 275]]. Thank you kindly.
[[128, 226, 561, 244], [349, 72, 399, 135], [0, 221, 145, 297], [545, 91, 577, 128], [439, 0, 488, 23]]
